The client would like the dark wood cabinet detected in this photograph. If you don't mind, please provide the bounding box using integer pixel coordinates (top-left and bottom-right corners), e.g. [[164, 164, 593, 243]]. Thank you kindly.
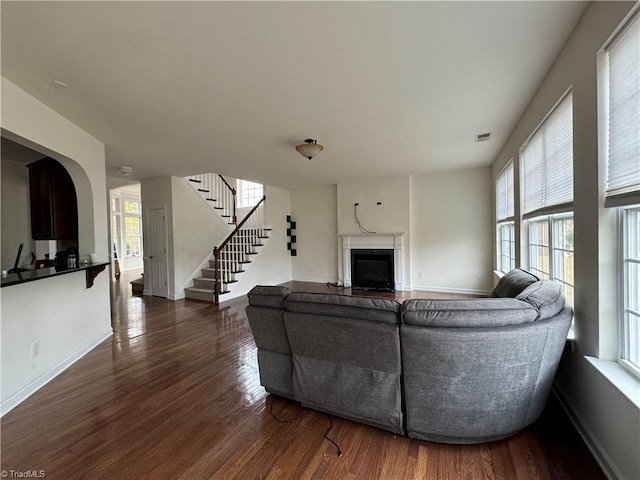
[[28, 158, 78, 240]]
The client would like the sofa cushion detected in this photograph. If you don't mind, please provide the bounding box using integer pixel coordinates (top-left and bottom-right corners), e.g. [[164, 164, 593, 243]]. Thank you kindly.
[[285, 292, 400, 324], [401, 298, 538, 327], [247, 285, 291, 308], [489, 268, 539, 298], [516, 280, 566, 320]]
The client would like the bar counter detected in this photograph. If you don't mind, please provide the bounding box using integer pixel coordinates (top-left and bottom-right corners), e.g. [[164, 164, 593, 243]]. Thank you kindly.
[[1, 262, 109, 289]]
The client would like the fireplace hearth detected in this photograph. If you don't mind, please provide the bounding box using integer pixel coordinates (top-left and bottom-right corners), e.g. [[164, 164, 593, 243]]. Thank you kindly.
[[351, 249, 394, 291]]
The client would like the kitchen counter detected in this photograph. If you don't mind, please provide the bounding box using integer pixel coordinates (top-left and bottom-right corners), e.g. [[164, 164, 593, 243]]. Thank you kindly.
[[1, 262, 109, 288]]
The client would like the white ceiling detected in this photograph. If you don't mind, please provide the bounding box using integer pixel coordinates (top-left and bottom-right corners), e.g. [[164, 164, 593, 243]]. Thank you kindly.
[[1, 1, 588, 189]]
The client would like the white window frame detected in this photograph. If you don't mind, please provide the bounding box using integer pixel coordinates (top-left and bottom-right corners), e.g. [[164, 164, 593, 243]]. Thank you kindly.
[[528, 213, 575, 307], [496, 161, 515, 273], [497, 222, 516, 273], [520, 91, 574, 305], [620, 206, 640, 376], [111, 197, 121, 260], [601, 7, 640, 378], [237, 180, 264, 208], [122, 197, 143, 258]]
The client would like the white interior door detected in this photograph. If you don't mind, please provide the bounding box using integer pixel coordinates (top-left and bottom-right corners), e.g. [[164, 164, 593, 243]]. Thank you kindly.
[[146, 207, 168, 298]]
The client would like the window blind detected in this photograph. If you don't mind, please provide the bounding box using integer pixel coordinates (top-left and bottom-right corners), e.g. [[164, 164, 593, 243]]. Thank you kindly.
[[496, 161, 514, 221], [605, 12, 640, 208], [521, 93, 574, 219]]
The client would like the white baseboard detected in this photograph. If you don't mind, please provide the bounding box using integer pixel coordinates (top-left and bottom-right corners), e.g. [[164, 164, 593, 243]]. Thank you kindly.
[[552, 383, 623, 480], [412, 284, 491, 296], [168, 292, 185, 300], [1, 329, 113, 417], [291, 275, 339, 284]]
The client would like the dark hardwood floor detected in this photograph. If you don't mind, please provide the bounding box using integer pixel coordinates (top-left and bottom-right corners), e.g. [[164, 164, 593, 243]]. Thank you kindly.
[[1, 276, 604, 479]]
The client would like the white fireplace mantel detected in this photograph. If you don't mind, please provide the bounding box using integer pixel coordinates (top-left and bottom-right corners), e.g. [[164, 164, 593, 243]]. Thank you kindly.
[[339, 233, 406, 290]]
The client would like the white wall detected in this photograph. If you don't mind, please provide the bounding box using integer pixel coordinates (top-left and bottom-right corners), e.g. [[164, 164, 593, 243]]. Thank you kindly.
[[1, 272, 111, 413], [294, 172, 493, 294], [337, 175, 412, 289], [410, 168, 493, 294], [490, 3, 639, 479], [1, 78, 108, 262], [0, 77, 111, 415], [1, 159, 35, 270], [290, 185, 339, 283], [223, 185, 292, 301]]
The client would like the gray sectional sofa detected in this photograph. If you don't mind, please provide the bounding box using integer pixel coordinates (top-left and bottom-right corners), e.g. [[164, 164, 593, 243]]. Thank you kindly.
[[245, 268, 573, 444]]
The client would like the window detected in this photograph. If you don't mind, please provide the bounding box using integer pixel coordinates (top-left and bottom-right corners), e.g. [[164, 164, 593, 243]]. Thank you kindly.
[[603, 10, 640, 375], [123, 199, 142, 257], [528, 214, 575, 306], [237, 180, 263, 208], [496, 161, 515, 272], [621, 207, 640, 373], [111, 197, 121, 258], [521, 92, 574, 305]]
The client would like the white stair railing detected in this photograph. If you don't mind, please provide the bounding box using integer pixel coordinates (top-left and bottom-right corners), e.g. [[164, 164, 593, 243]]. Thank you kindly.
[[187, 173, 236, 224], [213, 196, 266, 303]]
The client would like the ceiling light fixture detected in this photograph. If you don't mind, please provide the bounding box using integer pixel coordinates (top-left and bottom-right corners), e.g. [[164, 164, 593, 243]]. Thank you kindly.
[[119, 166, 133, 176], [295, 139, 323, 160]]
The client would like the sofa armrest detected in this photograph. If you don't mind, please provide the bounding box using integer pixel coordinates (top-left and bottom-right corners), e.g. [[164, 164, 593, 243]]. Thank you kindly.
[[247, 285, 291, 308]]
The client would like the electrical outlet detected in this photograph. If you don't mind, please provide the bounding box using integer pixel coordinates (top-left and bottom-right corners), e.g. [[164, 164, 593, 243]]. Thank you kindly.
[[31, 341, 40, 358]]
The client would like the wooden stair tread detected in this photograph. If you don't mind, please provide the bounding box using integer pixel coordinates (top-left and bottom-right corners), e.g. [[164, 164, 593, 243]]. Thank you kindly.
[[188, 178, 202, 183], [185, 287, 214, 293], [197, 189, 210, 193], [206, 198, 217, 202]]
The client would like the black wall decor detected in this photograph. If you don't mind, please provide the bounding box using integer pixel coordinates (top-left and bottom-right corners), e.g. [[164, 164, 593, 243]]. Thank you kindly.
[[286, 215, 297, 256]]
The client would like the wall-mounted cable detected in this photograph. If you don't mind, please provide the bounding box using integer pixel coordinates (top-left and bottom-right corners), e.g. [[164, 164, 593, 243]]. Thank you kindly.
[[354, 203, 376, 234]]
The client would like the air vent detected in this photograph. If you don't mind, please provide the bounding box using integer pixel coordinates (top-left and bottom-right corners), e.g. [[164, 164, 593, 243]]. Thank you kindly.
[[474, 132, 492, 142]]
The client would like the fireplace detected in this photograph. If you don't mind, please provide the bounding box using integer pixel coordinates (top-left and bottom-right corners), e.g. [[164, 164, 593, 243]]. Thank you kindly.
[[340, 233, 406, 291], [351, 249, 394, 291]]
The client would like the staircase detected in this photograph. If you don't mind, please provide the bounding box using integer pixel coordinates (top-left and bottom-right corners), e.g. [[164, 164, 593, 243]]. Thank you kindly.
[[184, 173, 270, 304], [185, 173, 237, 224]]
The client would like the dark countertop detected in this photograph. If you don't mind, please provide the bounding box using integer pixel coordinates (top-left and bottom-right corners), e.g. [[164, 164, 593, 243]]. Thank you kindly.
[[1, 262, 110, 288]]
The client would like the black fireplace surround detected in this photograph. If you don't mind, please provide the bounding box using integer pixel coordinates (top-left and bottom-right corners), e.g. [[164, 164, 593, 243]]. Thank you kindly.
[[351, 249, 394, 292]]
